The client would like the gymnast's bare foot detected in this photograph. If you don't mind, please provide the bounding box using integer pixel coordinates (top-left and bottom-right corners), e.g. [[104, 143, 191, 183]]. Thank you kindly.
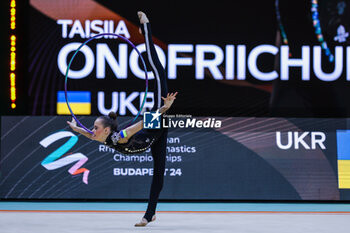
[[134, 215, 156, 227], [137, 11, 149, 24]]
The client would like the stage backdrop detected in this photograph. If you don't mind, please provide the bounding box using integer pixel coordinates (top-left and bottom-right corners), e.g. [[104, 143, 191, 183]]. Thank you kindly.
[[1, 116, 350, 200], [26, 0, 350, 117]]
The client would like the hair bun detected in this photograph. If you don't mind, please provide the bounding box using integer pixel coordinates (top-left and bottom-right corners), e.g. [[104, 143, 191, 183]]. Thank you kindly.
[[108, 111, 117, 120]]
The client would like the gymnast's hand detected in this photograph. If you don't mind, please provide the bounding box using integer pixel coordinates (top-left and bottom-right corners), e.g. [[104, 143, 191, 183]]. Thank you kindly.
[[67, 117, 78, 131], [162, 92, 178, 110]]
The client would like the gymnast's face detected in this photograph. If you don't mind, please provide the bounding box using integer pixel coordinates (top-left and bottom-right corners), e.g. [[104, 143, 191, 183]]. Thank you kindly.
[[92, 118, 111, 142]]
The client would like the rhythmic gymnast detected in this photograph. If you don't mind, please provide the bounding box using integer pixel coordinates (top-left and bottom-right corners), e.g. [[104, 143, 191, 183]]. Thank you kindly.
[[67, 11, 177, 227]]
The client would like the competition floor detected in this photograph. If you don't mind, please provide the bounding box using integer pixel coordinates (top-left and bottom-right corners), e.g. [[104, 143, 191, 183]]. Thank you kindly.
[[1, 202, 350, 233]]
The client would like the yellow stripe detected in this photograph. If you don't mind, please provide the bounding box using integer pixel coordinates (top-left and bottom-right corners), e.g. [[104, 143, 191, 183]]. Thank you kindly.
[[57, 103, 91, 115], [338, 160, 350, 189]]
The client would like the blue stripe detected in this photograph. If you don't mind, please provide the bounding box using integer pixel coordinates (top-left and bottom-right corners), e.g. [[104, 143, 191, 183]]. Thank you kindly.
[[41, 135, 78, 165], [1, 202, 350, 212], [336, 130, 350, 160], [57, 91, 91, 103], [120, 130, 127, 138]]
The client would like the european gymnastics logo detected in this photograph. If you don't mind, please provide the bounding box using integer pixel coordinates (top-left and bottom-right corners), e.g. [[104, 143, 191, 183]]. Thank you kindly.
[[40, 131, 90, 184]]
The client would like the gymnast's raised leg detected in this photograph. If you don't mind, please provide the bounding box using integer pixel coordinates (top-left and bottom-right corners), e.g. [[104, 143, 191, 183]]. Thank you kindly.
[[134, 11, 169, 227]]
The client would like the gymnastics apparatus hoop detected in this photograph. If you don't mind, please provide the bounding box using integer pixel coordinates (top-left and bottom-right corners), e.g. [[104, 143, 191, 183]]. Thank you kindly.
[[65, 33, 148, 134]]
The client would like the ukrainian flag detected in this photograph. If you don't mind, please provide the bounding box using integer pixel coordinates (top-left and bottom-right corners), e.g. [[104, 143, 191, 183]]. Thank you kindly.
[[336, 130, 350, 189], [57, 91, 91, 115]]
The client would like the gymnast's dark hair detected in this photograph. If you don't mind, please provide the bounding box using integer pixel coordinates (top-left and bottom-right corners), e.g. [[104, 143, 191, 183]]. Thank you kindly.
[[98, 111, 118, 131]]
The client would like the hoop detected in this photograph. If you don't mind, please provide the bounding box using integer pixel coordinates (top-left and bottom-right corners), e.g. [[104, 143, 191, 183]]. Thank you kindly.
[[64, 33, 148, 134], [311, 0, 334, 62]]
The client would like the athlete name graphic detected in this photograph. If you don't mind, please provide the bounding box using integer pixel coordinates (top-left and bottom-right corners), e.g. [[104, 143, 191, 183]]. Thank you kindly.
[[39, 131, 90, 184], [57, 19, 350, 82]]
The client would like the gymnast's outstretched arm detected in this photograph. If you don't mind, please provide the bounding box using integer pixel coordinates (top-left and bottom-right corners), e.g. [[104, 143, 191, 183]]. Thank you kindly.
[[67, 118, 93, 140], [66, 92, 177, 141]]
